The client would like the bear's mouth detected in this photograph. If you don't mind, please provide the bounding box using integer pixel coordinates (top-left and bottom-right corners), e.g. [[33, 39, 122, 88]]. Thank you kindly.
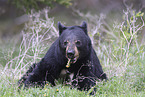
[[70, 58, 77, 64], [66, 57, 78, 68], [66, 54, 79, 64]]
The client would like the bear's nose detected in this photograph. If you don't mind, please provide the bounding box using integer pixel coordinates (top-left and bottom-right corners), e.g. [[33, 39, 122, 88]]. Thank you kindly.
[[67, 50, 75, 59]]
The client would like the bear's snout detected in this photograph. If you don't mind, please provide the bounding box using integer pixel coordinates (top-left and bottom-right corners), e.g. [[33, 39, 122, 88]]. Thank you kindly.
[[65, 42, 79, 64], [66, 49, 77, 63], [67, 50, 75, 59]]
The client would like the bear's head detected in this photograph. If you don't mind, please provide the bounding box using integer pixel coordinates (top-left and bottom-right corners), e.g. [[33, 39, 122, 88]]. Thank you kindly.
[[58, 21, 92, 64]]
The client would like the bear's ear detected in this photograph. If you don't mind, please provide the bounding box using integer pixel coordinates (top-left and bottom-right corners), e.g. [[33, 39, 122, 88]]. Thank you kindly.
[[80, 21, 88, 35], [58, 22, 66, 35]]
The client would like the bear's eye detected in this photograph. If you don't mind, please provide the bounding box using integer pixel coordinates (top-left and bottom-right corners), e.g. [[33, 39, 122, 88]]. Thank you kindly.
[[63, 41, 68, 47], [75, 40, 81, 47]]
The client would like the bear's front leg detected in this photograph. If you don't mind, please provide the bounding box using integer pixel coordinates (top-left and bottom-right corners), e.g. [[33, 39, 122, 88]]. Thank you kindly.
[[72, 66, 97, 95], [24, 63, 56, 88], [77, 73, 97, 95], [77, 74, 96, 90]]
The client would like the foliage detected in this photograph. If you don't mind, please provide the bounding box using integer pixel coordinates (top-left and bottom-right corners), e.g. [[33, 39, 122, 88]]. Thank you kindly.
[[1, 8, 58, 79], [9, 0, 72, 13]]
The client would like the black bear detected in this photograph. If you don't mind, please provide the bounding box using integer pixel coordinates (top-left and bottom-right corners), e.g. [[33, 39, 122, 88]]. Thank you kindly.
[[18, 21, 107, 93]]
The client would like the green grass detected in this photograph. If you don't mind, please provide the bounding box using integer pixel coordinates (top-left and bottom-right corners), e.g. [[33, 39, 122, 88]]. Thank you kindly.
[[0, 68, 144, 97], [0, 9, 145, 97]]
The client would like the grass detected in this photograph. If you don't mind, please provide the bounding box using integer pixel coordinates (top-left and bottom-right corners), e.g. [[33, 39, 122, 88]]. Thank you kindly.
[[0, 8, 145, 97], [0, 70, 144, 97]]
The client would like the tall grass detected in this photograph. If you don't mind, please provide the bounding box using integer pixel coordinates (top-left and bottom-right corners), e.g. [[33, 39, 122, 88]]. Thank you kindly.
[[0, 8, 145, 96]]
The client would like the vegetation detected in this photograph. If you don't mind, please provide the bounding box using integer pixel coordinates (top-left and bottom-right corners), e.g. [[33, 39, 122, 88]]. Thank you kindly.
[[0, 8, 145, 97], [8, 0, 72, 12]]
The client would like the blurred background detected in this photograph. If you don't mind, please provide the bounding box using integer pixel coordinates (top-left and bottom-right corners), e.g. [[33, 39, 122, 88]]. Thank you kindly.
[[0, 0, 145, 40]]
